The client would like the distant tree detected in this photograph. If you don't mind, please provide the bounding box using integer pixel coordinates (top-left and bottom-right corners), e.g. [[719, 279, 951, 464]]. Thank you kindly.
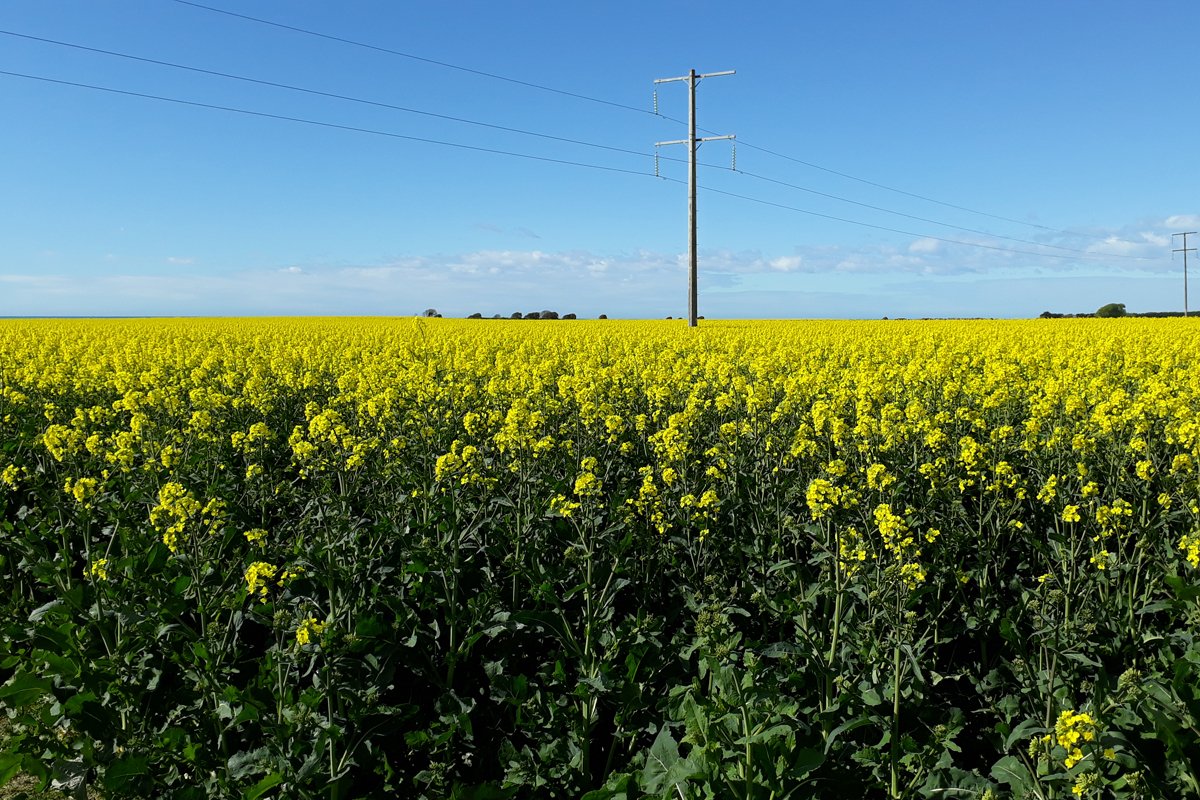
[[492, 314, 503, 319], [665, 316, 672, 319], [1039, 311, 1054, 319], [562, 313, 577, 320], [598, 314, 608, 319], [1095, 302, 1127, 318], [467, 312, 483, 319], [540, 310, 559, 320], [422, 308, 439, 318], [524, 311, 541, 320], [510, 312, 523, 319]]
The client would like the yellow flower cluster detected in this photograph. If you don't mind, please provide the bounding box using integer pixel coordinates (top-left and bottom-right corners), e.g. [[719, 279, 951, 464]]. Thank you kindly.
[[873, 503, 926, 589], [3, 317, 1200, 596], [244, 561, 278, 599], [1049, 709, 1097, 769], [837, 527, 869, 578], [295, 616, 327, 647], [149, 482, 225, 552], [1180, 531, 1200, 569], [87, 557, 110, 582]]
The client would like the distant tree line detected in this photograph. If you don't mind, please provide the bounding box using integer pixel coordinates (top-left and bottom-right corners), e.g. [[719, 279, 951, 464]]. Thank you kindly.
[[422, 309, 608, 319], [463, 310, 603, 320], [1039, 302, 1189, 319]]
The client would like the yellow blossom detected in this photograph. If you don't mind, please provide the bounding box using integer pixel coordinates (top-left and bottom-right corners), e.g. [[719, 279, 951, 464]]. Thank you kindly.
[[296, 617, 327, 647]]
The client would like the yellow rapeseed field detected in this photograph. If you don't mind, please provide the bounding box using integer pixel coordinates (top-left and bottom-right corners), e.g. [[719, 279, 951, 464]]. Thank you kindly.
[[2, 317, 1198, 798]]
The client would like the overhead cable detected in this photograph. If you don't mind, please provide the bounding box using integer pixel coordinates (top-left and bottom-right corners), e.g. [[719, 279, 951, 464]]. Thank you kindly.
[[171, 0, 1092, 238], [0, 67, 1150, 264]]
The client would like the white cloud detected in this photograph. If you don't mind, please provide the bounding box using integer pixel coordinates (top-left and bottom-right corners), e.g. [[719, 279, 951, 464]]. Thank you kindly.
[[768, 256, 803, 272], [1166, 214, 1200, 228], [4, 213, 1190, 318], [166, 256, 195, 266]]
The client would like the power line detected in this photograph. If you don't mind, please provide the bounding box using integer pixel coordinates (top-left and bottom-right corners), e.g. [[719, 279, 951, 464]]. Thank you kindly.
[[724, 139, 1078, 236], [674, 178, 1145, 263], [0, 67, 1149, 266], [168, 0, 657, 118], [15, 25, 1097, 258], [169, 0, 1118, 244], [0, 29, 659, 163], [0, 69, 653, 178], [727, 167, 1149, 259]]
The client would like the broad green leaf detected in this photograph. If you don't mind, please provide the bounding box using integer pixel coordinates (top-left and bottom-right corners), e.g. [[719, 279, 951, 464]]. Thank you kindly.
[[0, 752, 24, 786], [824, 715, 871, 754], [1003, 718, 1044, 751], [243, 772, 284, 800], [990, 754, 1033, 791], [640, 728, 701, 796], [103, 755, 151, 793], [0, 672, 52, 707]]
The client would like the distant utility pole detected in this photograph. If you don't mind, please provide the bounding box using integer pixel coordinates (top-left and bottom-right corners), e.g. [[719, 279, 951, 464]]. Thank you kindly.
[[654, 69, 735, 327], [1174, 231, 1196, 317]]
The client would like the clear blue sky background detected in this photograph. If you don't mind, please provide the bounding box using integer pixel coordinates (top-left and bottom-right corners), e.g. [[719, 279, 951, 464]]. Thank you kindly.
[[2, 1, 1196, 318]]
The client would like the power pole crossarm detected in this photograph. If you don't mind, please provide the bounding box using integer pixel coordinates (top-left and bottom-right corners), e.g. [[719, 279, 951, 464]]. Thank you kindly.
[[1173, 231, 1197, 317], [653, 68, 734, 328]]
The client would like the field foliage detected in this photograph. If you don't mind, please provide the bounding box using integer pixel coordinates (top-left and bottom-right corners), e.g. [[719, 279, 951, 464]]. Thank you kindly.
[[2, 318, 1200, 799]]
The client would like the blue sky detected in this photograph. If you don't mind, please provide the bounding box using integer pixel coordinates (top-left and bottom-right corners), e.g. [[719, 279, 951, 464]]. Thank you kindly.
[[2, 1, 1197, 319]]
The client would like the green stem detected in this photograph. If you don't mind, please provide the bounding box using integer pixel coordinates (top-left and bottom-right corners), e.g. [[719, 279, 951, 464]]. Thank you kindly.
[[891, 586, 904, 800]]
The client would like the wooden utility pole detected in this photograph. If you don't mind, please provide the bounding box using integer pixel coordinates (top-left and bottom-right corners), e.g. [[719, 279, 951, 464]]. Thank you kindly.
[[1174, 232, 1196, 317], [654, 69, 734, 327]]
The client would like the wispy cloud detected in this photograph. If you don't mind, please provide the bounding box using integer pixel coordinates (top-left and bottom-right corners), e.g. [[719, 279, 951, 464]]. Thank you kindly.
[[1, 214, 1188, 318]]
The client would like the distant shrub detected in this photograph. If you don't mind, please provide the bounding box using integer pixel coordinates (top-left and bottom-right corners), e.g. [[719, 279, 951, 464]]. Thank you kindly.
[[562, 313, 577, 320], [1096, 302, 1127, 318]]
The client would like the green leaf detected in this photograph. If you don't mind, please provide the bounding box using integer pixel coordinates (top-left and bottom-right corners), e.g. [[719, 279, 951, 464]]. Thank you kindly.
[[0, 671, 52, 707], [735, 723, 794, 747], [679, 693, 709, 749], [824, 716, 871, 754], [790, 747, 824, 778], [1062, 650, 1101, 668], [640, 728, 702, 796], [227, 748, 271, 780], [509, 611, 580, 658], [32, 649, 79, 681], [0, 752, 24, 786], [990, 754, 1033, 791], [27, 599, 62, 623], [103, 755, 151, 793], [243, 772, 284, 800], [580, 773, 634, 800], [1003, 718, 1044, 751], [1166, 574, 1200, 602]]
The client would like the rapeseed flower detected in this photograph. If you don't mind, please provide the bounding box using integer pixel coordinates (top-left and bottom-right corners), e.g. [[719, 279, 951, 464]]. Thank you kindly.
[[296, 617, 327, 647]]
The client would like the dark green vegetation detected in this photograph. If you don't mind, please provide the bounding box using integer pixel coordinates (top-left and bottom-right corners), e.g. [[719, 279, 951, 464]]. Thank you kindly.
[[2, 319, 1200, 798]]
